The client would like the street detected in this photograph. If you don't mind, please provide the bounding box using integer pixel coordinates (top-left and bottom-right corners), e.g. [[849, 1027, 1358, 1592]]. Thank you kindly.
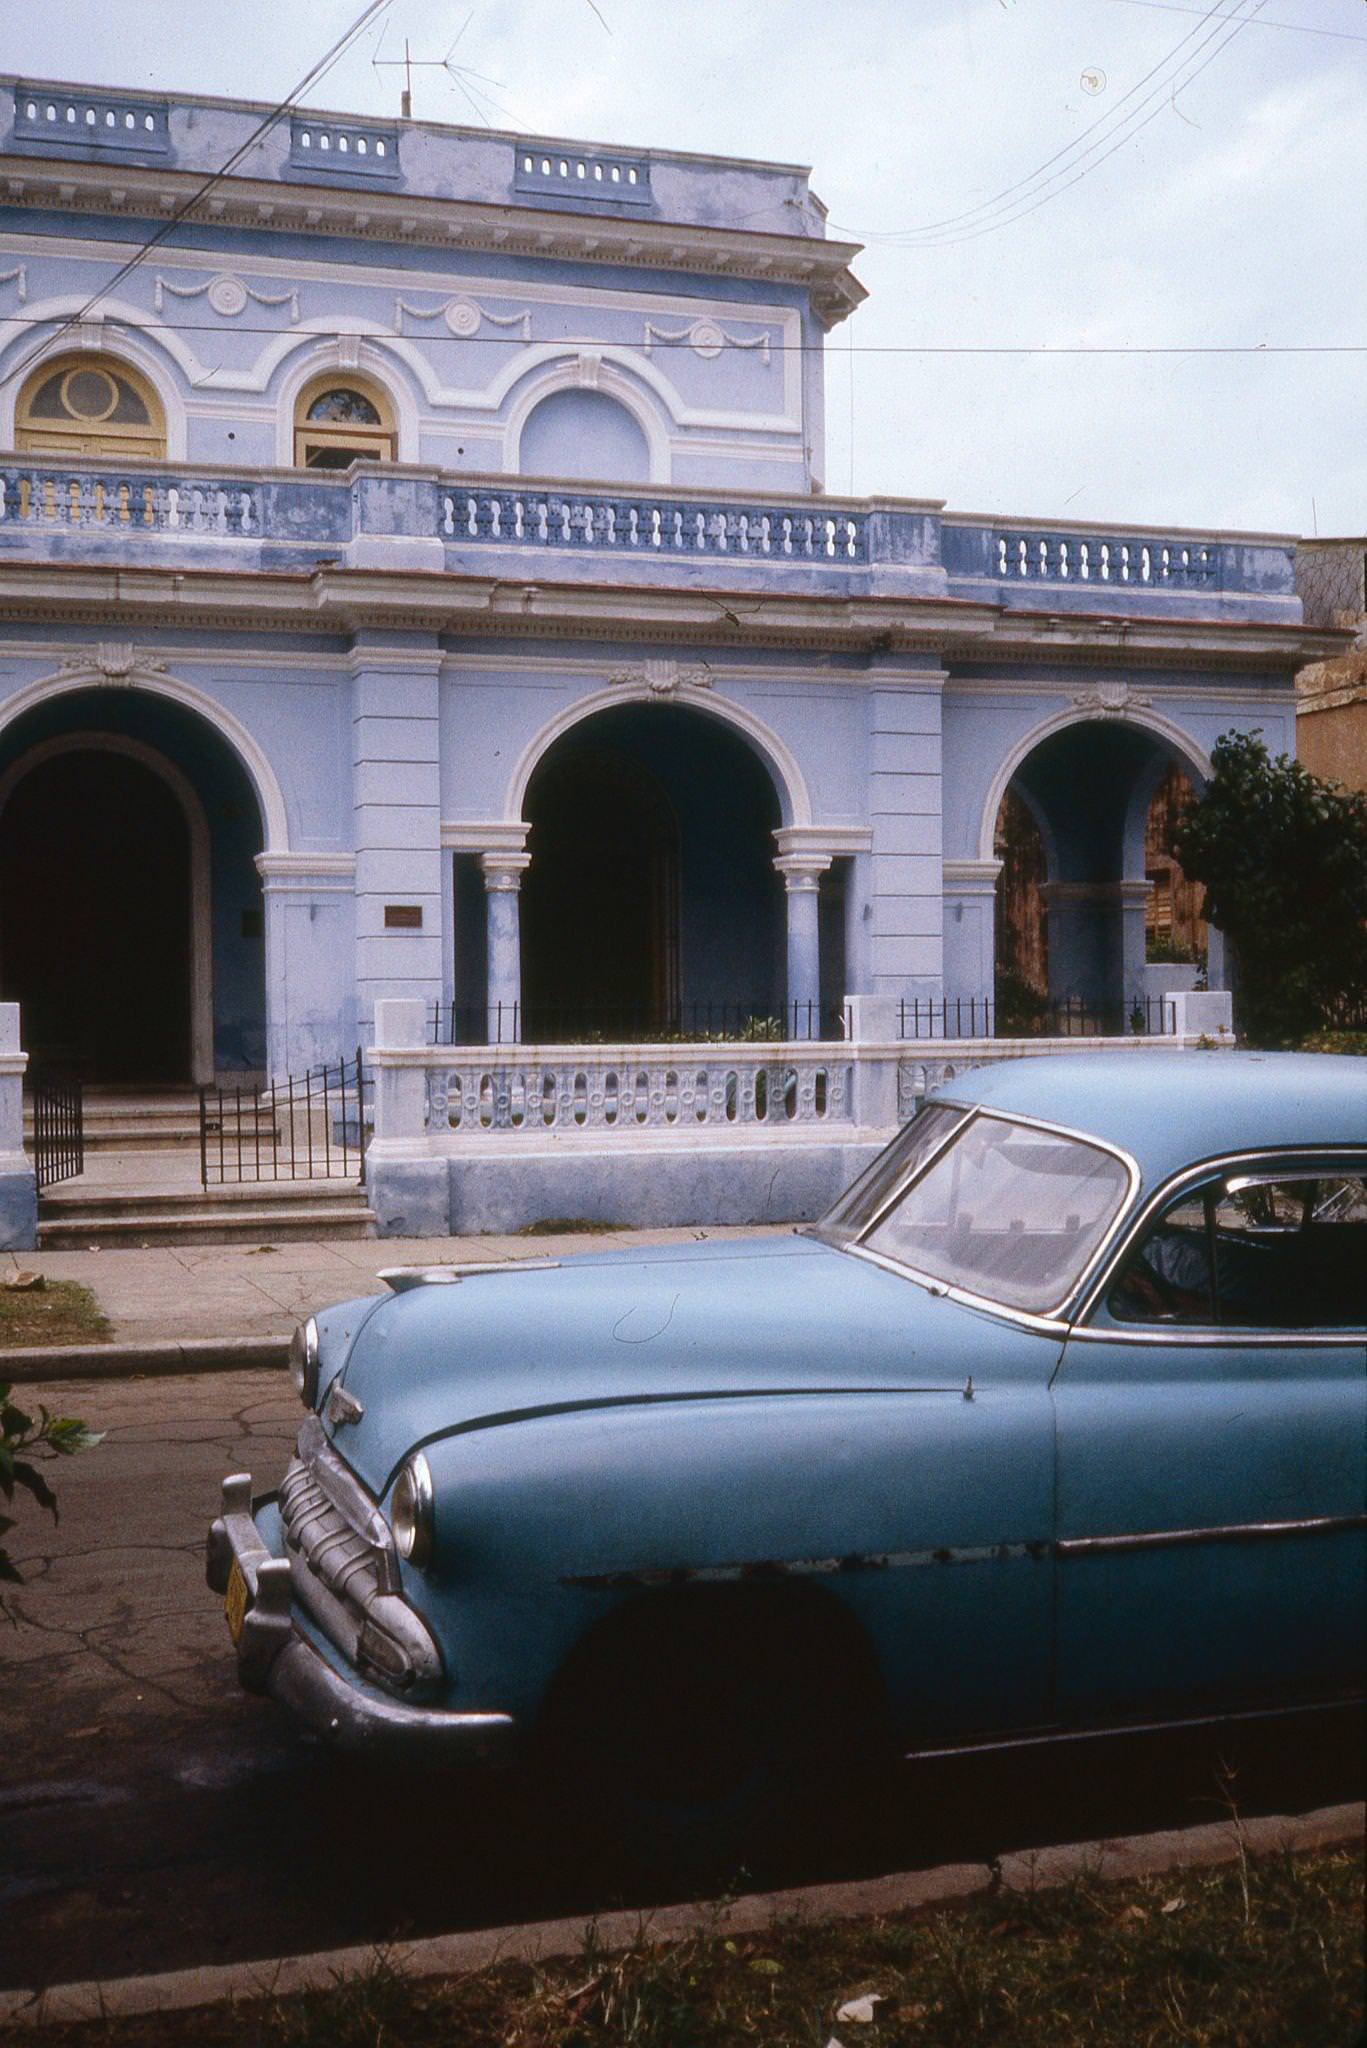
[[2, 1369, 1360, 1998]]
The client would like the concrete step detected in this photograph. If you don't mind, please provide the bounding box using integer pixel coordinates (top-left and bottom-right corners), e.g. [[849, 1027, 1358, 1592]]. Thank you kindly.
[[38, 1194, 376, 1249], [59, 1125, 204, 1151], [40, 1178, 366, 1217]]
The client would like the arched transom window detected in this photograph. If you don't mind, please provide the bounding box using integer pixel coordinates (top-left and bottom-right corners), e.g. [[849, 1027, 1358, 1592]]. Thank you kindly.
[[16, 355, 166, 459], [294, 376, 395, 468]]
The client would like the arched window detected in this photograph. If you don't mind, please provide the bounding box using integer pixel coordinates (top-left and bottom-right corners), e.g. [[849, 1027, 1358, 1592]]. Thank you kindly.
[[293, 376, 395, 468], [16, 354, 166, 459]]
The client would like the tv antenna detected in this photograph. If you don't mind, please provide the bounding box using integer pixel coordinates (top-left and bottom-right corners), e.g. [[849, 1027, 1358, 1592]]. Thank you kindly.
[[372, 23, 477, 120]]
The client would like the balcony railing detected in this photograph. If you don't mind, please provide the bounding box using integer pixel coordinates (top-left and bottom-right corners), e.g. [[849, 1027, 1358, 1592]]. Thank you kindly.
[[439, 489, 865, 560], [0, 465, 260, 536], [0, 454, 1298, 614]]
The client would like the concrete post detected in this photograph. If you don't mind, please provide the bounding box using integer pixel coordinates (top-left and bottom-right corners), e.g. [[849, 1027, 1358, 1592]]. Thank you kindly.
[[775, 854, 828, 1036], [845, 992, 900, 1129], [0, 1003, 37, 1252], [481, 852, 530, 1042], [365, 996, 448, 1240]]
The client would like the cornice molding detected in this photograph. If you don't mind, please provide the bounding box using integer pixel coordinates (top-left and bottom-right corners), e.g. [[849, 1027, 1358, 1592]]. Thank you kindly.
[[0, 562, 1342, 670], [0, 153, 866, 326]]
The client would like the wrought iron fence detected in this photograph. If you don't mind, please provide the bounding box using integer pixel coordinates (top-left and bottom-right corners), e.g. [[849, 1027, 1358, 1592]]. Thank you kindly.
[[429, 999, 849, 1046], [900, 994, 1177, 1041], [200, 1051, 366, 1186], [29, 1068, 84, 1191]]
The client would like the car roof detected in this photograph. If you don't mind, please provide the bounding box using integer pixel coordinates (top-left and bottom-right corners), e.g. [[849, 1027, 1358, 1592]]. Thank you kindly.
[[926, 1051, 1365, 1191]]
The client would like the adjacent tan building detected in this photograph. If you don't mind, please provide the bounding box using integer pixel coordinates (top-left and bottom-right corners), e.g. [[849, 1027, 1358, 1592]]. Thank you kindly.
[[1296, 540, 1367, 792]]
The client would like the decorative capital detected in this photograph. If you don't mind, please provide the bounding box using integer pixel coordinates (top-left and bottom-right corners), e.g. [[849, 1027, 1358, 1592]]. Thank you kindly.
[[608, 658, 713, 699], [1071, 681, 1153, 718], [774, 852, 830, 891], [479, 851, 532, 892]]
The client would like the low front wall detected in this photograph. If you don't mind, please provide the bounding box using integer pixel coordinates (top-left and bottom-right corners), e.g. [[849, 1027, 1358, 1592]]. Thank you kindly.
[[370, 1131, 888, 1239], [364, 1018, 1213, 1238]]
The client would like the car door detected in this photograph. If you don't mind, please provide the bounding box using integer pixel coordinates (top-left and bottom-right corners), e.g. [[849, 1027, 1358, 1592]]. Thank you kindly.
[[1052, 1153, 1366, 1727]]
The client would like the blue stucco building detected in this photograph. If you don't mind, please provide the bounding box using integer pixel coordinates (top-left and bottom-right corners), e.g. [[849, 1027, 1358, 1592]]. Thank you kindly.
[[0, 77, 1340, 1163]]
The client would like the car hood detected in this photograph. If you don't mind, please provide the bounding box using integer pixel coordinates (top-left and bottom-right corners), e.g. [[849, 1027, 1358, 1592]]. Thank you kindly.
[[325, 1235, 1054, 1496]]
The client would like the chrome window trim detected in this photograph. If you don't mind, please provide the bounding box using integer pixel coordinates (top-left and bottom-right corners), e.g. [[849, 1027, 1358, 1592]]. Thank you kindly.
[[817, 1103, 970, 1244], [838, 1239, 1075, 1338], [1073, 1143, 1367, 1342], [840, 1105, 1141, 1327]]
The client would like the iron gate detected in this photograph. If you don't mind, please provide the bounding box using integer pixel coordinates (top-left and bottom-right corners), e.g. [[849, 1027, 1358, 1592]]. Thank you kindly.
[[30, 1069, 84, 1191], [199, 1051, 366, 1186]]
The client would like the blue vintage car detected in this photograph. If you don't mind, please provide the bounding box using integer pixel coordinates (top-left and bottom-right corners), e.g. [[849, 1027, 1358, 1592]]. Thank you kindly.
[[208, 1051, 1365, 1848]]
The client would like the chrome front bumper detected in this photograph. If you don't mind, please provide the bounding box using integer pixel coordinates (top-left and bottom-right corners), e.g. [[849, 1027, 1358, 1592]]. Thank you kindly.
[[206, 1473, 514, 1760]]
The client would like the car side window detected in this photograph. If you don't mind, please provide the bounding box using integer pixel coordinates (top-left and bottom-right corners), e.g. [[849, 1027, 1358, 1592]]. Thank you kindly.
[[1108, 1166, 1367, 1331]]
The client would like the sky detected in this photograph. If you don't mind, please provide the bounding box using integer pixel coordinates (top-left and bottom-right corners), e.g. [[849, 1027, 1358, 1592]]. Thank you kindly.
[[4, 0, 1364, 536]]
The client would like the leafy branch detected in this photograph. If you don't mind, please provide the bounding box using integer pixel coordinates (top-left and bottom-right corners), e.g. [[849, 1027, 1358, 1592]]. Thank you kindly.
[[0, 1381, 102, 1616]]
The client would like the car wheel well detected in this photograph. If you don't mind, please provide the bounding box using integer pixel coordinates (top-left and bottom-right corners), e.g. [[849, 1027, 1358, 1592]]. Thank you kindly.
[[539, 1577, 891, 1749]]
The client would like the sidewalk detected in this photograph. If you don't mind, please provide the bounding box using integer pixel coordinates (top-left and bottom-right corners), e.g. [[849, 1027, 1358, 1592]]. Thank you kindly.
[[2, 1224, 788, 1357]]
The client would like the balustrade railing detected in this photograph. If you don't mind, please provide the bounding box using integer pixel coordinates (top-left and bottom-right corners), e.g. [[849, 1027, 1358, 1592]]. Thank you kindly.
[[439, 489, 865, 561], [430, 1051, 853, 1135], [0, 467, 260, 536], [0, 455, 1289, 611], [994, 532, 1217, 587]]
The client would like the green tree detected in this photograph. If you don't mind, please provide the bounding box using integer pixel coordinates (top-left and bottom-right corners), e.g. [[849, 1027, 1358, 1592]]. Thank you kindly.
[[0, 1382, 101, 1616], [1174, 730, 1367, 1045]]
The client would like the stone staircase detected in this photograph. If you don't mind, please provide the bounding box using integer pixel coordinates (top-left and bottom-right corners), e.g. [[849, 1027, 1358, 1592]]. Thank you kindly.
[[29, 1088, 376, 1248]]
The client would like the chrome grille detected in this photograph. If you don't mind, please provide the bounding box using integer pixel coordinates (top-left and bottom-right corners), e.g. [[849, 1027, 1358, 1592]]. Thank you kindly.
[[277, 1417, 441, 1698]]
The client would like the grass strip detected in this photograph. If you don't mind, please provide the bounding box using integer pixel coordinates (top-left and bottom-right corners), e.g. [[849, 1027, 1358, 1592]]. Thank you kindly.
[[4, 1842, 1360, 2047], [0, 1281, 110, 1349]]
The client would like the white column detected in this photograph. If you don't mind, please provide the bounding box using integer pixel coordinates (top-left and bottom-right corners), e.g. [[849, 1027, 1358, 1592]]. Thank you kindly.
[[480, 852, 531, 1041], [775, 853, 829, 1036]]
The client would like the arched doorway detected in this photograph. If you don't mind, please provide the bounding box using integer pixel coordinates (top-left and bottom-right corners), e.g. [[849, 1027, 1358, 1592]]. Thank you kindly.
[[0, 748, 191, 1081], [0, 690, 268, 1084], [991, 718, 1210, 1026], [523, 745, 679, 1035], [519, 702, 784, 1037]]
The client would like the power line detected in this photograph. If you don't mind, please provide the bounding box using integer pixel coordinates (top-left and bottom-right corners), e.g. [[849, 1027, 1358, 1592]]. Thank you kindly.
[[882, 0, 1268, 251], [830, 0, 1266, 250], [837, 0, 1234, 244], [1104, 0, 1367, 41], [0, 315, 1358, 354], [0, 0, 396, 397]]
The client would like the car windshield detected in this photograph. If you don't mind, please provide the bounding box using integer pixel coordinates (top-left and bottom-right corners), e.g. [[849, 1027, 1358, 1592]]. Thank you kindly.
[[822, 1108, 1132, 1313]]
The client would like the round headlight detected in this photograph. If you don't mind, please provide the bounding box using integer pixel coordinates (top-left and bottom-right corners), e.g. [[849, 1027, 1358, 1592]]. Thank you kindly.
[[390, 1452, 435, 1567], [288, 1316, 320, 1406]]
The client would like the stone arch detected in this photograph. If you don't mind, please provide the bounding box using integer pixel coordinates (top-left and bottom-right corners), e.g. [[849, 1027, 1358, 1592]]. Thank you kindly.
[[506, 678, 812, 831], [503, 354, 672, 483], [0, 662, 289, 853], [976, 703, 1211, 863], [0, 733, 214, 1079]]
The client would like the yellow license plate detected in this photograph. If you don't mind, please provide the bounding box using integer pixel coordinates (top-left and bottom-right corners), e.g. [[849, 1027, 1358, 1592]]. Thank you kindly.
[[224, 1559, 250, 1645]]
